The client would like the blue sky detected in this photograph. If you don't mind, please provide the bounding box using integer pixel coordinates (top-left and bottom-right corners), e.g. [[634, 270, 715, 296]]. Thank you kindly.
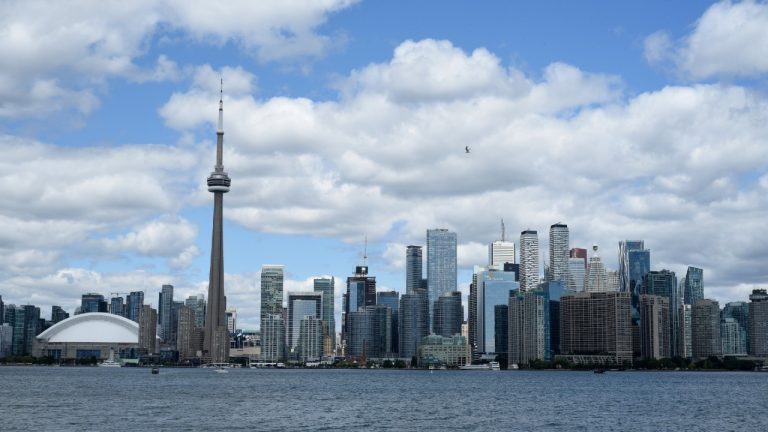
[[1, 0, 768, 331]]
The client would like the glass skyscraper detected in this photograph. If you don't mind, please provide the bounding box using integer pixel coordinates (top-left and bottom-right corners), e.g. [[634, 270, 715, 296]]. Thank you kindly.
[[287, 292, 322, 358], [475, 266, 519, 355], [261, 265, 284, 325], [426, 229, 457, 327], [618, 240, 650, 318], [406, 245, 423, 294], [683, 266, 704, 305], [313, 277, 335, 351]]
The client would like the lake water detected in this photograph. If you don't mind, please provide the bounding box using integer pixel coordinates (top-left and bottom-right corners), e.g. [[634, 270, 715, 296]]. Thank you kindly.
[[1, 367, 766, 431]]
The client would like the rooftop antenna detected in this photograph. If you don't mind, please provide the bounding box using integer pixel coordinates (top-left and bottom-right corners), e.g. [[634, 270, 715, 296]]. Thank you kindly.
[[363, 236, 368, 266]]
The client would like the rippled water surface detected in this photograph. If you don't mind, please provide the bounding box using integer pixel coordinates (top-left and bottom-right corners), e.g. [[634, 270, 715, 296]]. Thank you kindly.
[[1, 367, 766, 431]]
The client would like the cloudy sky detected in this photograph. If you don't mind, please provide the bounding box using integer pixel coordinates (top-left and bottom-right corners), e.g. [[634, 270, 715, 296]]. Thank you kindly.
[[1, 0, 767, 331]]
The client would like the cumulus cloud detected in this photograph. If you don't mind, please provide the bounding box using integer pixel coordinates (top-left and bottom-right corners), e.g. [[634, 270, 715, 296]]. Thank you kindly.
[[99, 216, 199, 269], [644, 0, 768, 79], [0, 0, 356, 118]]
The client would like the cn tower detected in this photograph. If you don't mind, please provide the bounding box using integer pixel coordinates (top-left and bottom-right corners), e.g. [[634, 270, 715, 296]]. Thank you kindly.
[[203, 81, 231, 363]]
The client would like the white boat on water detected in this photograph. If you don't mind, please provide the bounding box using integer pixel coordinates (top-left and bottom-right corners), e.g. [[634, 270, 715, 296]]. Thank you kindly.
[[459, 364, 491, 370], [98, 349, 122, 368], [489, 361, 501, 371]]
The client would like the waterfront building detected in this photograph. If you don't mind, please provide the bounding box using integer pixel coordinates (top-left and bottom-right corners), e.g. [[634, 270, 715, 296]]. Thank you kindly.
[[567, 257, 586, 292], [226, 308, 237, 334], [548, 223, 569, 284], [287, 292, 322, 359], [314, 277, 336, 353], [541, 281, 569, 356], [508, 289, 550, 366], [298, 316, 324, 362], [261, 265, 284, 324], [639, 295, 670, 359], [677, 304, 693, 358], [51, 306, 69, 324], [585, 245, 607, 293], [475, 265, 519, 355], [519, 230, 539, 292], [348, 305, 392, 359], [683, 267, 704, 306], [399, 289, 428, 360], [185, 295, 206, 329], [406, 245, 423, 294], [642, 270, 679, 356], [748, 289, 768, 357], [176, 304, 199, 360], [203, 86, 232, 364], [418, 334, 471, 367], [158, 284, 174, 344], [260, 314, 285, 362], [0, 295, 3, 324], [343, 266, 376, 348], [560, 291, 632, 365], [722, 301, 749, 354], [427, 229, 457, 324], [138, 305, 158, 355], [468, 281, 477, 357], [110, 296, 125, 317], [691, 299, 721, 358], [80, 293, 108, 314], [125, 291, 144, 323], [721, 318, 746, 355], [433, 291, 463, 337], [377, 290, 399, 355], [0, 323, 11, 358], [494, 304, 508, 357]]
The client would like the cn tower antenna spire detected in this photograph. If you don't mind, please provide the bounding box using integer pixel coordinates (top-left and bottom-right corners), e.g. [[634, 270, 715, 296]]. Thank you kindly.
[[501, 218, 506, 242]]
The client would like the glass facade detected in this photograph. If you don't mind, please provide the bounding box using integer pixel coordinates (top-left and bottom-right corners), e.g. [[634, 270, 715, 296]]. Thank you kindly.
[[314, 277, 336, 351], [427, 229, 457, 327], [476, 267, 518, 354], [684, 266, 704, 306]]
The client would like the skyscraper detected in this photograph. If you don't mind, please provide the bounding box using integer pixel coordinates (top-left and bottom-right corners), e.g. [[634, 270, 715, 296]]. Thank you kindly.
[[683, 266, 704, 305], [399, 289, 429, 360], [343, 266, 376, 348], [508, 289, 550, 366], [159, 284, 174, 344], [490, 219, 515, 267], [567, 248, 587, 292], [80, 293, 107, 314], [203, 84, 231, 364], [427, 229, 457, 324], [126, 291, 144, 323], [432, 291, 463, 337], [618, 240, 650, 316], [722, 301, 749, 354], [138, 305, 158, 355], [377, 290, 399, 355], [185, 295, 206, 329], [519, 230, 539, 292], [548, 223, 569, 283], [748, 289, 768, 357], [261, 265, 284, 324], [314, 277, 336, 352], [110, 296, 125, 317], [348, 305, 392, 359], [692, 299, 721, 358], [560, 291, 632, 365], [639, 294, 670, 359], [406, 245, 423, 294], [287, 292, 322, 359], [261, 314, 285, 362], [51, 306, 69, 324], [642, 270, 679, 356], [585, 245, 607, 293], [475, 265, 519, 355]]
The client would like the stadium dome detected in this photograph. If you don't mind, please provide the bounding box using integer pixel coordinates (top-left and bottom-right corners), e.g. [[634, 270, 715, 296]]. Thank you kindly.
[[38, 312, 139, 343]]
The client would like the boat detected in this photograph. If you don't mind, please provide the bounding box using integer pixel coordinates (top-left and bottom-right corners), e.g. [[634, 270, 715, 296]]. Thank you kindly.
[[98, 349, 122, 368], [509, 363, 519, 370], [459, 364, 492, 370], [151, 367, 159, 374], [594, 368, 606, 374], [489, 361, 501, 371]]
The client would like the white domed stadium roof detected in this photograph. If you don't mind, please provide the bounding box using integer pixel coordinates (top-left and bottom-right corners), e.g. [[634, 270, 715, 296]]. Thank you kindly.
[[38, 312, 139, 343]]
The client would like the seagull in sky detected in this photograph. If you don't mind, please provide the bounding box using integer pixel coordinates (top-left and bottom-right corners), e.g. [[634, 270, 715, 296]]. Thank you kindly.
[[465, 146, 471, 154]]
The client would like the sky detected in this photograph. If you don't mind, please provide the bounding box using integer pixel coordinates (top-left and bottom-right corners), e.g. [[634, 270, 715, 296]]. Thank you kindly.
[[1, 0, 768, 331]]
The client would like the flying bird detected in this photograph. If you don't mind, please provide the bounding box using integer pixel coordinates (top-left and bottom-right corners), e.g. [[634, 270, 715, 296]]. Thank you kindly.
[[465, 146, 471, 154]]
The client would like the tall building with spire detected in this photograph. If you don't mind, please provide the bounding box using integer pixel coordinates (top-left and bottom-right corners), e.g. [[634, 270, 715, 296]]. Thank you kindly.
[[489, 219, 515, 267], [203, 82, 231, 363]]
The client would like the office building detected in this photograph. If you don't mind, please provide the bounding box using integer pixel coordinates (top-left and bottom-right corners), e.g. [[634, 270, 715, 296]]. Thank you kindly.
[[567, 257, 586, 292], [261, 265, 284, 324], [560, 292, 632, 365], [110, 296, 125, 317], [203, 87, 232, 364], [0, 323, 11, 358], [261, 314, 285, 362], [287, 292, 322, 358], [519, 230, 539, 292], [126, 291, 144, 323], [433, 291, 463, 337], [406, 245, 423, 294], [377, 290, 399, 355], [541, 281, 568, 356], [749, 289, 768, 357], [548, 223, 569, 284], [494, 305, 508, 357], [418, 334, 471, 367], [51, 306, 69, 324], [468, 281, 477, 355], [475, 266, 519, 355], [605, 271, 620, 292], [639, 295, 670, 359], [618, 241, 650, 317], [176, 304, 200, 360], [347, 305, 392, 359], [585, 245, 607, 293], [642, 270, 679, 356], [427, 229, 457, 323], [722, 301, 749, 354], [138, 305, 158, 355], [80, 293, 108, 314], [226, 308, 236, 333], [314, 277, 336, 352], [343, 266, 376, 347], [399, 289, 429, 360], [298, 316, 324, 362], [185, 295, 206, 329], [683, 267, 704, 306], [677, 304, 693, 358], [721, 318, 745, 355], [692, 299, 721, 358], [508, 289, 550, 366], [158, 284, 174, 344]]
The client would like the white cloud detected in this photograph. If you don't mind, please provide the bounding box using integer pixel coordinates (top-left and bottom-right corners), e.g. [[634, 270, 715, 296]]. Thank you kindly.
[[0, 0, 356, 118], [644, 1, 768, 79], [99, 216, 199, 269]]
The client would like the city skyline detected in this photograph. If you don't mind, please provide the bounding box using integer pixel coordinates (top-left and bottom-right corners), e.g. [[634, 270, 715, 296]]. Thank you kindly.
[[1, 1, 768, 330]]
